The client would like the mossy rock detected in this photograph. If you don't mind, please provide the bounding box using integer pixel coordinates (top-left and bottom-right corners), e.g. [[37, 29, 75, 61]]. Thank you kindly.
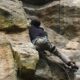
[[0, 0, 28, 31], [0, 15, 13, 29]]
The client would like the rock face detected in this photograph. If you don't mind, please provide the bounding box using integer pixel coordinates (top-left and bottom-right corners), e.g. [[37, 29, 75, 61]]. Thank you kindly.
[[12, 42, 39, 80], [6, 31, 39, 80], [0, 0, 80, 80], [39, 0, 80, 40], [24, 0, 80, 40], [0, 33, 17, 80], [23, 0, 80, 80], [66, 41, 79, 50], [0, 0, 39, 79], [0, 0, 28, 30], [45, 27, 69, 47], [40, 1, 79, 39], [35, 57, 74, 80]]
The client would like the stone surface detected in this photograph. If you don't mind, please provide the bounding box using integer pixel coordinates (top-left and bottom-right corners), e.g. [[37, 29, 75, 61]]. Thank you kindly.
[[45, 27, 69, 48], [3, 26, 80, 80], [0, 32, 17, 80], [24, 0, 80, 40], [35, 58, 52, 80], [0, 0, 28, 30], [0, 0, 80, 80], [12, 42, 39, 70], [58, 49, 80, 80], [66, 41, 79, 50], [6, 31, 39, 80]]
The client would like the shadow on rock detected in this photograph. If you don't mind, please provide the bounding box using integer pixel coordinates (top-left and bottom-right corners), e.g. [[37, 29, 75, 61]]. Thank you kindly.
[[17, 69, 35, 80], [35, 52, 75, 80]]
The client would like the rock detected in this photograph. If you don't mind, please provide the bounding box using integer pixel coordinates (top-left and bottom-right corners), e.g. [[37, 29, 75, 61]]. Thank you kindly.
[[45, 28, 69, 48], [0, 32, 17, 80], [58, 48, 80, 80], [12, 42, 39, 70], [75, 62, 80, 80], [35, 58, 52, 80], [58, 48, 80, 58], [12, 42, 39, 79], [66, 41, 79, 50], [0, 0, 28, 30], [24, 0, 80, 40], [6, 28, 70, 80], [1, 0, 80, 80], [5, 29, 40, 80], [35, 55, 75, 80], [76, 75, 80, 80], [60, 0, 80, 8]]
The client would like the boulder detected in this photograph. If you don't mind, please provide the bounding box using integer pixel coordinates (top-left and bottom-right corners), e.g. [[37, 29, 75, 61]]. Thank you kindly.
[[58, 48, 80, 80], [24, 0, 80, 40], [6, 31, 39, 79], [0, 32, 17, 80], [45, 28, 69, 47], [35, 58, 52, 80], [12, 42, 39, 70], [66, 41, 79, 50], [35, 54, 75, 80], [12, 42, 39, 79], [0, 0, 28, 30]]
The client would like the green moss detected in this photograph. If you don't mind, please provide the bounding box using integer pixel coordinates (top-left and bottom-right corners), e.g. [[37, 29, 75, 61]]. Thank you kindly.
[[0, 15, 13, 29]]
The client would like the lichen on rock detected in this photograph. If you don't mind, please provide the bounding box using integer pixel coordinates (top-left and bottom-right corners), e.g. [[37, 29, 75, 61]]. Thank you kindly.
[[12, 43, 39, 80], [0, 0, 28, 30], [11, 43, 39, 71]]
